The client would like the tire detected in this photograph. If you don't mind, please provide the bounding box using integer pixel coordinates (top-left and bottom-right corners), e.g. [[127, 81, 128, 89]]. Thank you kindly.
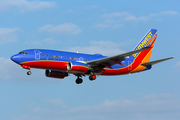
[[27, 71, 31, 75], [89, 75, 96, 81], [76, 78, 83, 84]]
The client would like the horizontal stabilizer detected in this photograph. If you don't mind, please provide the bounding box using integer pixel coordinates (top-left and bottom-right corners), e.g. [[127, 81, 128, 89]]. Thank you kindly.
[[141, 57, 174, 66]]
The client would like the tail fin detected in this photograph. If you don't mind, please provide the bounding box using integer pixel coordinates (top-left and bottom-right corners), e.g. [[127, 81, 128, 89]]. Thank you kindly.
[[129, 29, 157, 73], [130, 29, 157, 63], [133, 29, 157, 51]]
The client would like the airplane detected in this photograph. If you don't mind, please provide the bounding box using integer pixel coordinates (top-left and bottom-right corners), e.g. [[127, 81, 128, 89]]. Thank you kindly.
[[11, 29, 174, 84]]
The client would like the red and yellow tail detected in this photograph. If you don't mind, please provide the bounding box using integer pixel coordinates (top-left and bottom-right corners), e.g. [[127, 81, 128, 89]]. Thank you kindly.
[[130, 29, 157, 72]]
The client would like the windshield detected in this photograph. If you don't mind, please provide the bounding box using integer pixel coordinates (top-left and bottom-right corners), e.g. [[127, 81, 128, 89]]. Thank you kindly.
[[18, 52, 28, 54]]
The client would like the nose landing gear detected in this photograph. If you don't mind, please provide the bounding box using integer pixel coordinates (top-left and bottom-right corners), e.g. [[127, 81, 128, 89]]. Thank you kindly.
[[21, 65, 31, 75], [27, 71, 31, 75]]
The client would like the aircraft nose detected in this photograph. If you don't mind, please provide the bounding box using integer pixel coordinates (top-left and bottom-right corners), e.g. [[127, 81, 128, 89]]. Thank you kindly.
[[11, 54, 19, 64]]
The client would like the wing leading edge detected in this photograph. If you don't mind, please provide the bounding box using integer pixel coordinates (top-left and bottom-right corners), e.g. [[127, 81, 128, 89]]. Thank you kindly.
[[87, 46, 150, 66], [87, 46, 150, 72]]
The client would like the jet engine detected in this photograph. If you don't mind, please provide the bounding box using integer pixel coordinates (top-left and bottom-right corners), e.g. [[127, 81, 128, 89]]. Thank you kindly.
[[67, 61, 89, 73], [45, 70, 68, 79]]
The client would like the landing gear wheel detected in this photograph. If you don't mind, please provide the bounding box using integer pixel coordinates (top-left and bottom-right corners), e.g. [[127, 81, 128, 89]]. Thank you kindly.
[[76, 78, 83, 84], [89, 75, 96, 81], [27, 71, 31, 75]]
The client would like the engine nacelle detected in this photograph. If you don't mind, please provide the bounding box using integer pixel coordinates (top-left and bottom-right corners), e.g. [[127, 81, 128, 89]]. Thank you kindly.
[[67, 61, 89, 73], [45, 70, 68, 79]]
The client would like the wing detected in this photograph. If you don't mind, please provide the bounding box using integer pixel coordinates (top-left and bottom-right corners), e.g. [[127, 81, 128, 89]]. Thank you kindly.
[[87, 47, 150, 72]]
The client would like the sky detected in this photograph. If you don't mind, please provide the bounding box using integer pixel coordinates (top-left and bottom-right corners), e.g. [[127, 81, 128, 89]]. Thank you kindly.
[[0, 0, 180, 120]]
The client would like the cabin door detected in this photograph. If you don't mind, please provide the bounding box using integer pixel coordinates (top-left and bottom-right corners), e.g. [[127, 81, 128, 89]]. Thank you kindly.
[[34, 50, 40, 60]]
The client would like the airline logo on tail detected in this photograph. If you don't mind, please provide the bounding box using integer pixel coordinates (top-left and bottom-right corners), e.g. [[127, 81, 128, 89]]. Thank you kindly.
[[132, 29, 157, 58]]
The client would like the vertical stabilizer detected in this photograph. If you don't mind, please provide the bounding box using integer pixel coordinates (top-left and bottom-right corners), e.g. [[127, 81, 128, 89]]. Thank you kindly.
[[133, 29, 157, 51], [130, 29, 158, 73], [130, 29, 157, 61]]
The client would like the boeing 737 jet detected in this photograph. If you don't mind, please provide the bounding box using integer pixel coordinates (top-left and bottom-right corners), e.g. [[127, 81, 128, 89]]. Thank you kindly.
[[11, 29, 173, 84]]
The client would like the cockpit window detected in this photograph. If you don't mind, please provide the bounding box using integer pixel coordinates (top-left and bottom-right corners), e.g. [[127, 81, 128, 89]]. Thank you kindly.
[[19, 52, 28, 54]]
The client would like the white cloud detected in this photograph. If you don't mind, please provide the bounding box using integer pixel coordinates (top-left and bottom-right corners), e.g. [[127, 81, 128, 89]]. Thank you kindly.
[[67, 93, 178, 120], [0, 57, 45, 81], [66, 9, 75, 14], [94, 23, 110, 29], [151, 11, 178, 16], [69, 93, 179, 120], [45, 98, 68, 109], [0, 0, 57, 12], [101, 12, 152, 22], [175, 61, 180, 68], [24, 38, 56, 45], [43, 38, 56, 44], [0, 57, 19, 80], [67, 41, 126, 56], [14, 93, 180, 120], [39, 23, 82, 35], [83, 5, 101, 10], [0, 27, 20, 44], [95, 11, 178, 29]]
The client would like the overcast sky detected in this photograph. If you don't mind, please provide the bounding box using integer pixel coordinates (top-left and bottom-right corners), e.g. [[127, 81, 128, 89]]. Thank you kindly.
[[0, 0, 180, 120]]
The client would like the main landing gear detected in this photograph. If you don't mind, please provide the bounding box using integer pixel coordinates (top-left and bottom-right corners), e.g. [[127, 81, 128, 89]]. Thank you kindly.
[[76, 76, 83, 84], [75, 74, 97, 84], [89, 74, 96, 81]]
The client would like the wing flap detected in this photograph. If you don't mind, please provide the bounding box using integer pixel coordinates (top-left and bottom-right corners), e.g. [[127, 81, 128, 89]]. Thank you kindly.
[[141, 57, 174, 66]]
